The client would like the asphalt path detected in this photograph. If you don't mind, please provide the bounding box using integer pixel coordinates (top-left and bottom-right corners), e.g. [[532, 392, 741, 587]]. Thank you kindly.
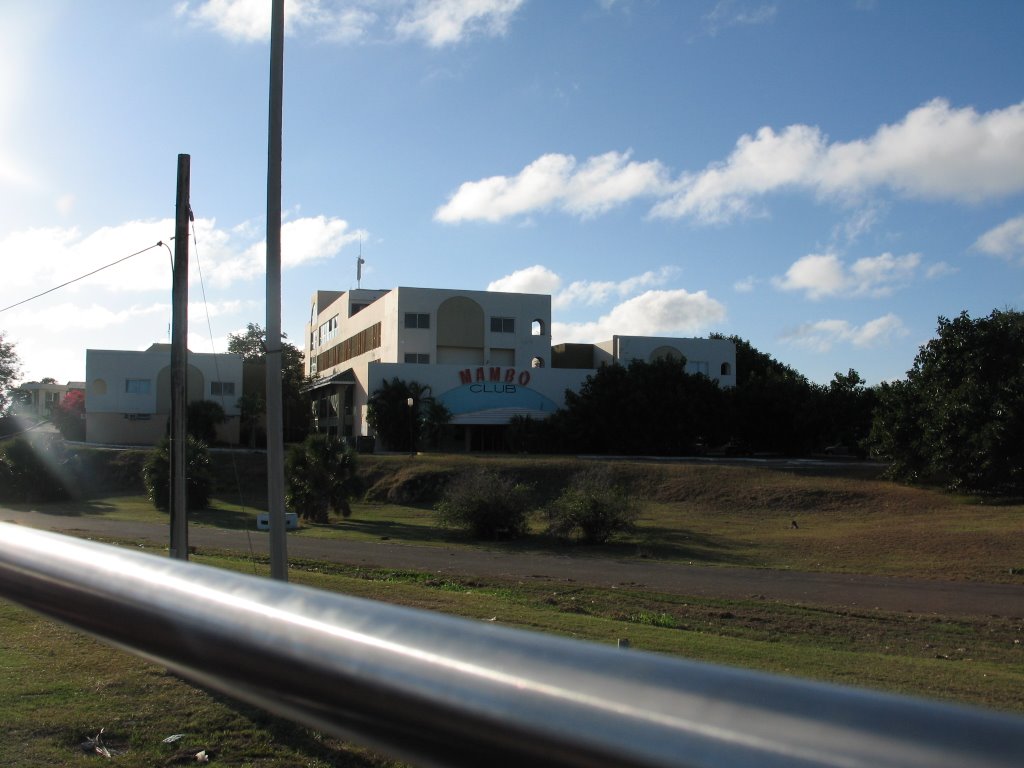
[[2, 506, 1022, 619]]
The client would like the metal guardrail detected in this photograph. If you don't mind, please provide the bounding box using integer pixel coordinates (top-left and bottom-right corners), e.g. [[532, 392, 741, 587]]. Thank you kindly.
[[1, 522, 1022, 768]]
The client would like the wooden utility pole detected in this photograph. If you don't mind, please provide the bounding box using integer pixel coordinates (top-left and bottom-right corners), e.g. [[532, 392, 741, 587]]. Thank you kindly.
[[170, 153, 190, 560], [266, 0, 288, 580]]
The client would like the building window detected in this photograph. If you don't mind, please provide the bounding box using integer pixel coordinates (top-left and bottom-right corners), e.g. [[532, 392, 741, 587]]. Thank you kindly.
[[211, 381, 236, 397], [404, 353, 430, 364], [490, 316, 515, 333], [404, 312, 430, 329], [125, 378, 151, 395], [721, 362, 732, 376]]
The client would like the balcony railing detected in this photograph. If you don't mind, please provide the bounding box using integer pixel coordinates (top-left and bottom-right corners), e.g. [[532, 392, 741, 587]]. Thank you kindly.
[[1, 522, 1022, 767]]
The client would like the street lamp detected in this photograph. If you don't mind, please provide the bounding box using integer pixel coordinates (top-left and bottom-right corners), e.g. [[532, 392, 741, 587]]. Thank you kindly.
[[407, 397, 415, 456]]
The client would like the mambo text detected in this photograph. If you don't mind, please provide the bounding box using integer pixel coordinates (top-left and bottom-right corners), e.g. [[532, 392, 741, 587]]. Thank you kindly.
[[458, 367, 532, 386]]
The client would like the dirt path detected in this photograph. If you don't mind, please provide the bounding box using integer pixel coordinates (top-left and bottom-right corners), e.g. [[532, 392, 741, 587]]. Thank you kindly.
[[2, 507, 1022, 619]]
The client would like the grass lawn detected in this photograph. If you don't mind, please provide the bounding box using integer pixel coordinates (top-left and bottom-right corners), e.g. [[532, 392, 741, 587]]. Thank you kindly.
[[4, 549, 1023, 766], [3, 455, 1024, 765], [13, 456, 1022, 582]]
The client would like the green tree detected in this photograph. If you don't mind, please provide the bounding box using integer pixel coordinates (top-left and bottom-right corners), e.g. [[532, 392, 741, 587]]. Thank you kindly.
[[713, 334, 820, 454], [227, 322, 310, 442], [546, 469, 639, 544], [870, 309, 1024, 493], [435, 468, 534, 540], [419, 399, 453, 449], [142, 435, 213, 511], [822, 369, 877, 454], [285, 433, 361, 523], [53, 389, 86, 441], [0, 436, 72, 503], [0, 331, 22, 417], [187, 399, 227, 444], [237, 391, 266, 448], [558, 357, 725, 455], [366, 378, 435, 451]]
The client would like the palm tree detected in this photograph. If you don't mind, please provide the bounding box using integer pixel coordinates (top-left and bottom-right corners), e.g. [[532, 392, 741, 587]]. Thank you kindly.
[[285, 434, 361, 523], [367, 378, 440, 451]]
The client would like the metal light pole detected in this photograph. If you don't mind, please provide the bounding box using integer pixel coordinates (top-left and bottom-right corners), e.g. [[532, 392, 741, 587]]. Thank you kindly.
[[407, 396, 414, 456], [265, 0, 287, 580]]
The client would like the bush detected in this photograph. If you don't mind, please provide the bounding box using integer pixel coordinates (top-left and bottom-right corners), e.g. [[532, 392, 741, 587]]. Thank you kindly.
[[187, 400, 227, 445], [0, 436, 73, 502], [435, 468, 534, 540], [546, 469, 639, 544], [285, 433, 362, 523], [143, 435, 213, 511]]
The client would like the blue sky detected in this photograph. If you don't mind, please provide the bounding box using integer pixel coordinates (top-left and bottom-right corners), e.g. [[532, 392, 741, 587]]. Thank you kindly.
[[2, 0, 1023, 387]]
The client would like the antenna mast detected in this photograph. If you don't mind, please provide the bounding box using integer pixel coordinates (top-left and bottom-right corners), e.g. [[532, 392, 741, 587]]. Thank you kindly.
[[356, 239, 365, 288]]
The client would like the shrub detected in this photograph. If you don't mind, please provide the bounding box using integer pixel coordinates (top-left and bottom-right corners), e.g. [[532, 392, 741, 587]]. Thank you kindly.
[[0, 436, 72, 502], [285, 433, 362, 523], [143, 435, 212, 511], [546, 469, 639, 544], [187, 400, 227, 445], [435, 468, 534, 540], [52, 389, 86, 441]]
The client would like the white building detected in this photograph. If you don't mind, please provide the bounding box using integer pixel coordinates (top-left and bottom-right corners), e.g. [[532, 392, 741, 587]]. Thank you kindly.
[[85, 344, 244, 445], [13, 380, 85, 419], [306, 286, 735, 451]]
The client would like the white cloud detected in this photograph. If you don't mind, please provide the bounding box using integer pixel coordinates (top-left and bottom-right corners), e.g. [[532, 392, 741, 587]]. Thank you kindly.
[[487, 264, 562, 294], [444, 100, 1024, 225], [703, 1, 778, 36], [9, 300, 169, 331], [658, 99, 1024, 222], [973, 214, 1024, 265], [436, 150, 671, 223], [925, 261, 958, 279], [553, 267, 679, 309], [773, 251, 920, 300], [781, 313, 908, 353], [733, 275, 756, 293], [395, 0, 525, 48], [192, 215, 363, 286], [0, 215, 362, 301], [178, 0, 326, 42], [178, 0, 523, 46], [553, 289, 726, 344], [488, 264, 680, 310]]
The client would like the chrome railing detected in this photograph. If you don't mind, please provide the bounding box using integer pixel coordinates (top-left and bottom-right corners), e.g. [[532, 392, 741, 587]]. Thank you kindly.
[[1, 522, 1022, 767]]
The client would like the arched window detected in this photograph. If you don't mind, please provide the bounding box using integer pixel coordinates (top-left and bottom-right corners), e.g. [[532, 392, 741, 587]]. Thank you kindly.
[[531, 356, 545, 368], [532, 319, 546, 336], [436, 296, 485, 365], [649, 345, 682, 362], [720, 362, 732, 376]]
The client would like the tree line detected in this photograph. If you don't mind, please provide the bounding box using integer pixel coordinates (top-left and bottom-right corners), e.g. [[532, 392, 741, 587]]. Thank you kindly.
[[369, 309, 1023, 496], [3, 309, 1022, 495]]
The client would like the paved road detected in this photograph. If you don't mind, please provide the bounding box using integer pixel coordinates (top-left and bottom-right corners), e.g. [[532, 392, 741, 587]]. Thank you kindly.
[[2, 507, 1021, 619]]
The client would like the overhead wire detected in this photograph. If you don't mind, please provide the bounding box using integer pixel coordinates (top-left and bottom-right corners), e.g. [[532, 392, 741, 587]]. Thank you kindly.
[[190, 220, 261, 576], [0, 242, 165, 314]]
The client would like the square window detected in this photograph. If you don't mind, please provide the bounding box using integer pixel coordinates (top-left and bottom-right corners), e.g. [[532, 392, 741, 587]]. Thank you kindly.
[[211, 381, 236, 397], [404, 312, 430, 329], [404, 353, 430, 364], [490, 316, 515, 333], [125, 378, 151, 395]]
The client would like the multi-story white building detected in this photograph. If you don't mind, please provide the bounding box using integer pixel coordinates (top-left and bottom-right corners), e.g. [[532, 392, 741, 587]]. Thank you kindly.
[[13, 380, 85, 419], [306, 286, 736, 450], [85, 344, 244, 445]]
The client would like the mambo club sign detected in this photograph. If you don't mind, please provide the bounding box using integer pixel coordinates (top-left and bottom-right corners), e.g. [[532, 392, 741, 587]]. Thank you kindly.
[[439, 366, 559, 417], [457, 367, 532, 389]]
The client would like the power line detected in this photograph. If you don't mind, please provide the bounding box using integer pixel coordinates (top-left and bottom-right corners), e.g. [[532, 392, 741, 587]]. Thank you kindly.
[[0, 241, 165, 314]]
